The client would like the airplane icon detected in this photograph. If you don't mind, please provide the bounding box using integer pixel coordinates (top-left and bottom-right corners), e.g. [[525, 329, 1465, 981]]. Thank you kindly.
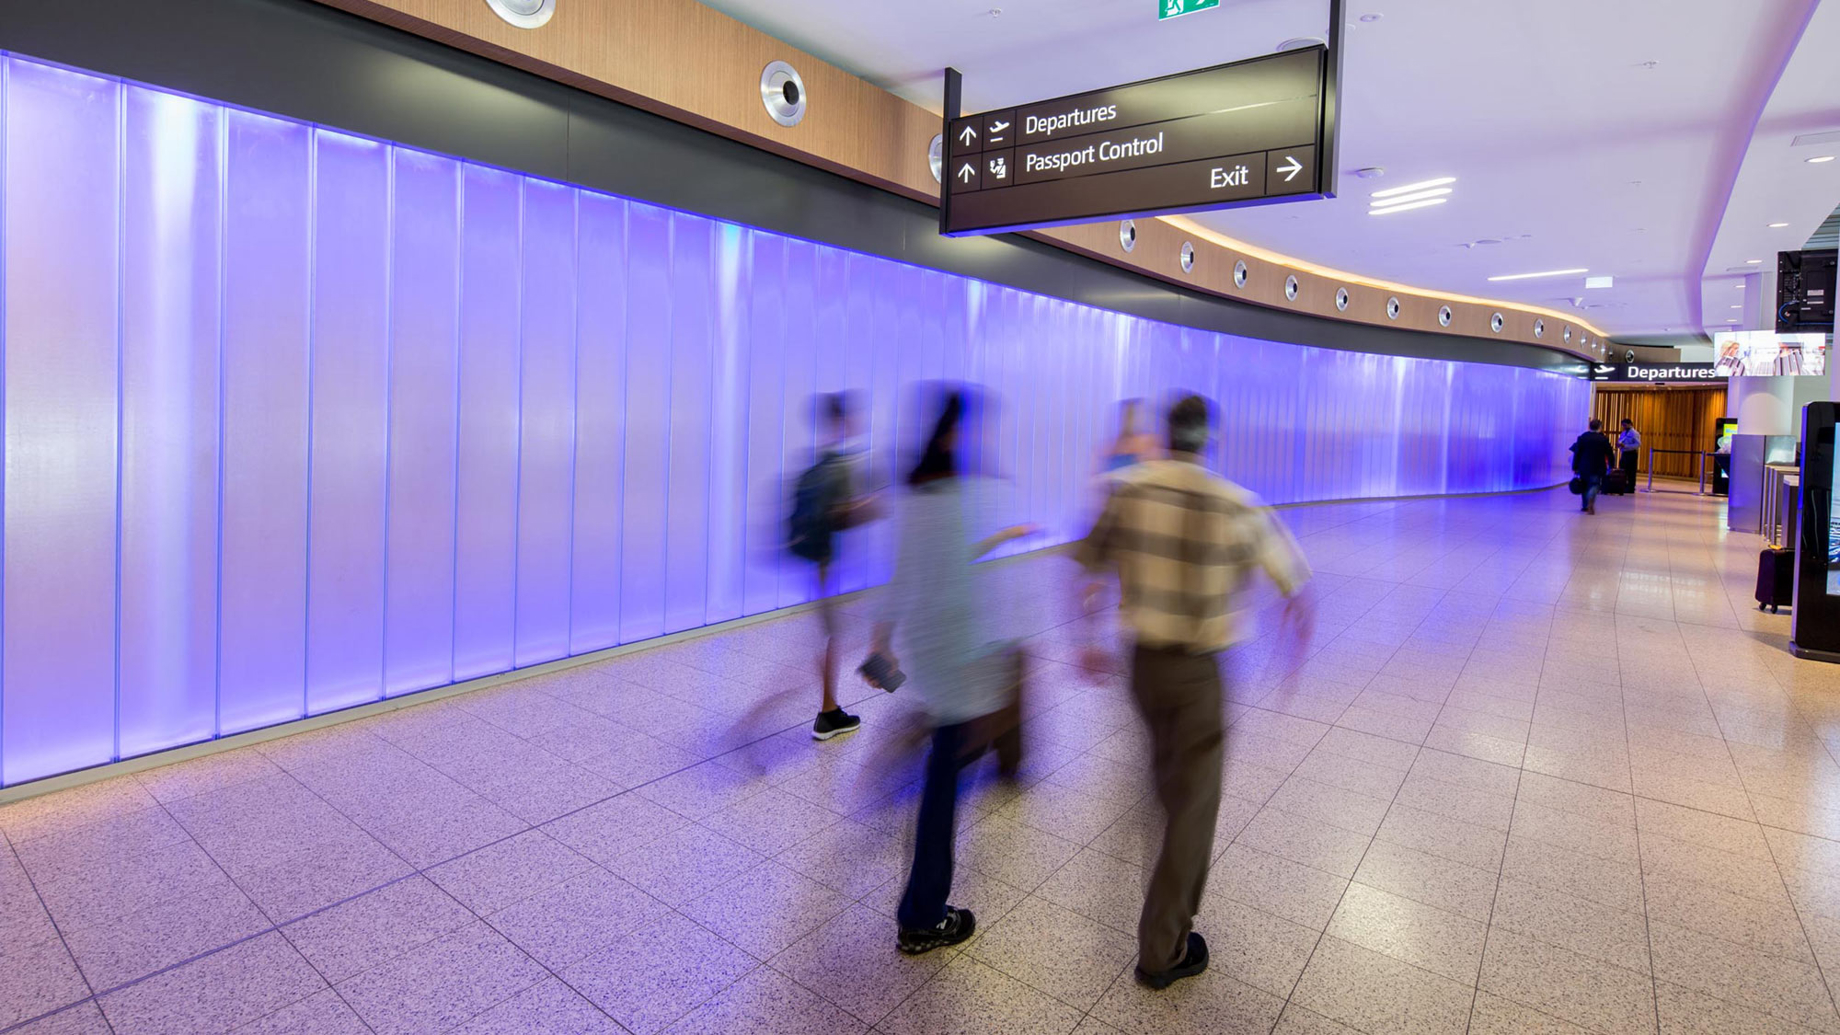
[[986, 119, 1011, 142]]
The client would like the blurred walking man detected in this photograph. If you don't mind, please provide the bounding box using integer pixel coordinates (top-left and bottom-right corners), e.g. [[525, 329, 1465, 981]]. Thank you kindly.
[[1074, 395, 1312, 990]]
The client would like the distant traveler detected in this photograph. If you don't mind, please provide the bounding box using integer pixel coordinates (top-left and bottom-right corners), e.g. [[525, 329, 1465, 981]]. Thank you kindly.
[[1571, 418, 1615, 515], [1100, 399, 1159, 480], [788, 392, 878, 740], [872, 386, 1034, 956], [1072, 394, 1312, 991], [1617, 419, 1641, 482]]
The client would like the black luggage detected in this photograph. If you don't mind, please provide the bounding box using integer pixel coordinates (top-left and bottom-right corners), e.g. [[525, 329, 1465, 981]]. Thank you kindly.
[[1756, 548, 1795, 613], [1603, 470, 1630, 495]]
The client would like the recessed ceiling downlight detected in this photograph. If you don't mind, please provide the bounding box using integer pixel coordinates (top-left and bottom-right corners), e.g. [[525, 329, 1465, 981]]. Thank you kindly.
[[1807, 155, 1836, 164], [485, 0, 554, 28], [1769, 222, 1790, 228]]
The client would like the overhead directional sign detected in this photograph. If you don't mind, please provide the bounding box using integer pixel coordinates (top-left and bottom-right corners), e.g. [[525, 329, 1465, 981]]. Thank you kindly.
[[1159, 0, 1220, 20], [939, 45, 1339, 236]]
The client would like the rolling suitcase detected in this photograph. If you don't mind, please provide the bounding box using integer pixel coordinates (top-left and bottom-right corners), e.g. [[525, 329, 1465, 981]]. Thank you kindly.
[[1755, 548, 1795, 613], [1603, 469, 1630, 495]]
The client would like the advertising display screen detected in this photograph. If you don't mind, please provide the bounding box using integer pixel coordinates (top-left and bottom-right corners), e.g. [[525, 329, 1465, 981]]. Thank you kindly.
[[1711, 330, 1829, 376], [1830, 442, 1840, 595]]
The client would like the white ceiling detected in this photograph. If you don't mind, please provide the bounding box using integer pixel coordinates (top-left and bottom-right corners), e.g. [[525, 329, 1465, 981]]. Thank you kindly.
[[1696, 0, 1840, 336], [697, 0, 1834, 338]]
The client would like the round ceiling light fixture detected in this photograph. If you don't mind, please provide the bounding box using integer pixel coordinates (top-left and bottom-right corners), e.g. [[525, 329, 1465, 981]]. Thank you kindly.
[[1490, 312, 1504, 333], [1335, 287, 1350, 311], [1180, 241, 1196, 273], [1119, 219, 1137, 253], [760, 61, 808, 127], [928, 134, 943, 184], [1354, 166, 1385, 179], [1437, 305, 1453, 327], [1386, 296, 1401, 320], [1233, 260, 1249, 288], [1358, 13, 1383, 22], [484, 0, 554, 29], [1276, 36, 1327, 52], [1534, 319, 1544, 337], [1285, 275, 1300, 301]]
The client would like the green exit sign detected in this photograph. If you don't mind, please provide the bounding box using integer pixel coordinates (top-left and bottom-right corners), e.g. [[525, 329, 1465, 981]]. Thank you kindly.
[[1160, 0, 1220, 19]]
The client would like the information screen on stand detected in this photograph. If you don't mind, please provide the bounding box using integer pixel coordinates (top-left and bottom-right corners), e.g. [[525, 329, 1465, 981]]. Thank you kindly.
[[940, 47, 1335, 236]]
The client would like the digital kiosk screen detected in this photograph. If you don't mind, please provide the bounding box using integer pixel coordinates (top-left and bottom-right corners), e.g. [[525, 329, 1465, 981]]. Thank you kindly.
[[1794, 402, 1840, 660]]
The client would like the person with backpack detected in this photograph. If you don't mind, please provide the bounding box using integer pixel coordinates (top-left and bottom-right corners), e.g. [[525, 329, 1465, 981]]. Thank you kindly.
[[1570, 418, 1615, 515], [790, 392, 879, 740]]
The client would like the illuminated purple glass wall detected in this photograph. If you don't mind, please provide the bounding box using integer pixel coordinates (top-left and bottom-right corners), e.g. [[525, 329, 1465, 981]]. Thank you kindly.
[[0, 54, 1589, 786]]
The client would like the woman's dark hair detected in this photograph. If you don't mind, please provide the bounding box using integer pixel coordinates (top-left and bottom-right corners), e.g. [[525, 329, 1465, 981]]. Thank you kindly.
[[908, 390, 965, 487]]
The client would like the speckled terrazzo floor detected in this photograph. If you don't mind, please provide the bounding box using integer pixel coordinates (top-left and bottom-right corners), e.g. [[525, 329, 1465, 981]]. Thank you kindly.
[[4, 488, 1839, 1035]]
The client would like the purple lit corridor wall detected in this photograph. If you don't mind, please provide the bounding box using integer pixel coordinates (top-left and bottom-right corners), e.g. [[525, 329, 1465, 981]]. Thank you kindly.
[[0, 54, 1590, 786]]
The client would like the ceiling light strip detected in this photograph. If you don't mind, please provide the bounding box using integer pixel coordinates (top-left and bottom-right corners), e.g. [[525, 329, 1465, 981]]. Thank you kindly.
[[1370, 176, 1456, 199], [1369, 188, 1452, 208], [1485, 268, 1590, 282], [1368, 198, 1447, 216]]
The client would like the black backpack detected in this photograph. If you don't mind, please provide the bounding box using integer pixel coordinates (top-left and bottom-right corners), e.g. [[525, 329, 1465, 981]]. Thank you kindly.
[[789, 454, 843, 563]]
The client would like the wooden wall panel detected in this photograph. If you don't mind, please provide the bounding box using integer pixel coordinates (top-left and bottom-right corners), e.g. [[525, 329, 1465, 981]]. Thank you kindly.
[[1592, 387, 1728, 479], [311, 0, 1608, 360]]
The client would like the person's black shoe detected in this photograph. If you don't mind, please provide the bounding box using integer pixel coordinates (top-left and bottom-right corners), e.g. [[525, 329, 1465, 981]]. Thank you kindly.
[[1135, 931, 1209, 990], [897, 906, 976, 955], [812, 708, 861, 741]]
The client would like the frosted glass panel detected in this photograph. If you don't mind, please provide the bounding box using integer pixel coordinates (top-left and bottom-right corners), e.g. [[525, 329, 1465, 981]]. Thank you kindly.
[[118, 85, 221, 758], [0, 51, 1590, 786], [384, 150, 461, 696], [307, 130, 390, 714], [2, 61, 120, 784]]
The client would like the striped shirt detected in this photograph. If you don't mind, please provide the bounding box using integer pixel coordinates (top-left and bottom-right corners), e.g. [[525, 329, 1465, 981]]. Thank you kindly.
[[1074, 459, 1310, 653]]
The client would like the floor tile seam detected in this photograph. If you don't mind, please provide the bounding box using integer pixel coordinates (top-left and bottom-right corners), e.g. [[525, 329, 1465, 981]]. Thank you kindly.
[[0, 999, 110, 1035], [1272, 737, 1422, 1018], [1619, 690, 1666, 1035], [1461, 773, 1519, 1035], [1751, 802, 1840, 1025], [960, 932, 1135, 1021], [4, 822, 112, 1014], [264, 915, 386, 1035]]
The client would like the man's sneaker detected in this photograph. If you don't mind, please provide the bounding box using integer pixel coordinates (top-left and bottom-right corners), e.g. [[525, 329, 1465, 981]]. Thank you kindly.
[[812, 708, 861, 740], [897, 907, 976, 955], [1135, 931, 1209, 990]]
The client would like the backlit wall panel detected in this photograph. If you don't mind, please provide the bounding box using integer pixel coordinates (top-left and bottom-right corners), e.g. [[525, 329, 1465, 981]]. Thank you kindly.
[[0, 53, 1590, 786]]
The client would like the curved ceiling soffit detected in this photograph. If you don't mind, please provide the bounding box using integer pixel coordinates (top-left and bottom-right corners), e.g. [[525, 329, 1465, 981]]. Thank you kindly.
[[1690, 0, 1823, 336]]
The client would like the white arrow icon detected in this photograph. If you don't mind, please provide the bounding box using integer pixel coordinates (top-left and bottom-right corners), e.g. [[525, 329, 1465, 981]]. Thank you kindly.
[[1277, 155, 1303, 182], [957, 162, 977, 184], [958, 125, 978, 146]]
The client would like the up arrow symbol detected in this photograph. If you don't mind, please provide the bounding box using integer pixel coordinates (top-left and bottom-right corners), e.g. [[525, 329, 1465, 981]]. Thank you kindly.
[[956, 162, 977, 184], [958, 125, 978, 146], [1277, 155, 1303, 182]]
